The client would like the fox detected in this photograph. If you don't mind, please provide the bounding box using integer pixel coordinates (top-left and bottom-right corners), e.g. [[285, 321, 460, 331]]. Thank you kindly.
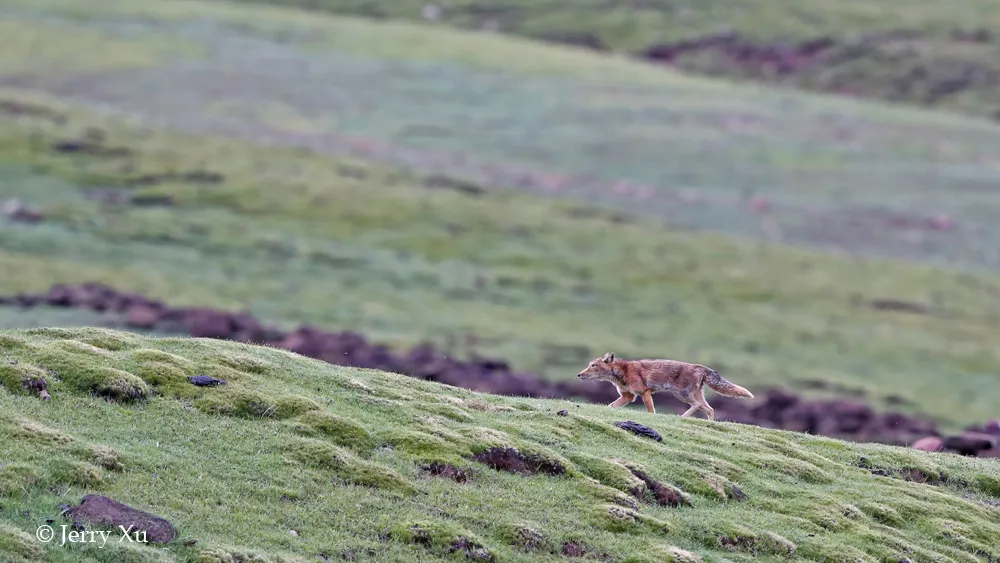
[[576, 352, 753, 420]]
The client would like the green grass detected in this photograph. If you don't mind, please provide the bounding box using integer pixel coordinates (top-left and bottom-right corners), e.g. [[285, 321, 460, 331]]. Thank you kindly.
[[2, 93, 1000, 430], [1, 0, 1000, 427], [175, 0, 1000, 120], [1, 327, 999, 562]]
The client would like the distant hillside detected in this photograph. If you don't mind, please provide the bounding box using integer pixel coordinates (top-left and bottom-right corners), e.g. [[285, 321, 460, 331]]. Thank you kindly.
[[213, 0, 1000, 121], [2, 327, 1000, 562]]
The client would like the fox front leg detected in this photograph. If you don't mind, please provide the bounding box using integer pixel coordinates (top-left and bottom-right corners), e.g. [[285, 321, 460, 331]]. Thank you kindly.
[[640, 390, 656, 413], [609, 392, 635, 408]]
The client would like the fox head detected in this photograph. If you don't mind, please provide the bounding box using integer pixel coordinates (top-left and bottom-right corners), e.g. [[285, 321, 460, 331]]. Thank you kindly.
[[577, 352, 617, 381]]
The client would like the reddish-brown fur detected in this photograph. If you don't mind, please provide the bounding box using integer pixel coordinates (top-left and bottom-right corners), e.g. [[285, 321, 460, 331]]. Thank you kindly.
[[576, 352, 754, 420]]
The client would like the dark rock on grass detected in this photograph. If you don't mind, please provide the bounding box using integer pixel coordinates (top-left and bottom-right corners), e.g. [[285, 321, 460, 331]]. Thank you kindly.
[[471, 447, 565, 476], [625, 466, 690, 507], [65, 495, 177, 543], [422, 462, 470, 483], [448, 537, 495, 562], [613, 421, 663, 442], [188, 375, 227, 387], [556, 409, 568, 416]]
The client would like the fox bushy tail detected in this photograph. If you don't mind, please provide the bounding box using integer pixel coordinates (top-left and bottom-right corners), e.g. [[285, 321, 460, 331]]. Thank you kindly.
[[704, 368, 754, 398]]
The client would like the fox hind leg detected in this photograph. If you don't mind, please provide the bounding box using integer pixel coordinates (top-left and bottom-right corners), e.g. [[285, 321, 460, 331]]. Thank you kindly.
[[609, 392, 635, 408], [693, 387, 716, 420]]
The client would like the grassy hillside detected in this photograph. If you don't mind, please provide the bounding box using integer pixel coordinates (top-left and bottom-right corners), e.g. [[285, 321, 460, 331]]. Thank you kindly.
[[193, 0, 1000, 121], [2, 327, 999, 563], [1, 0, 1000, 429], [4, 93, 1000, 428]]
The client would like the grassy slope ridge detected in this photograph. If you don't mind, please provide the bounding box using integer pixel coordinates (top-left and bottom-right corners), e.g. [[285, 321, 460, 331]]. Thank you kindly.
[[192, 0, 1000, 120], [1, 327, 999, 563]]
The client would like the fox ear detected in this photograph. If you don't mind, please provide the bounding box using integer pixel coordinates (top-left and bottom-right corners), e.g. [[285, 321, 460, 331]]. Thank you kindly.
[[603, 352, 615, 363]]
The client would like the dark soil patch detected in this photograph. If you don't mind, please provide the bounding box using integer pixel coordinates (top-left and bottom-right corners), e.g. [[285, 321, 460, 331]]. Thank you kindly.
[[470, 447, 565, 476], [512, 527, 546, 551], [637, 28, 1000, 114], [449, 537, 495, 562], [561, 541, 587, 557], [125, 170, 225, 186], [52, 138, 131, 158], [720, 535, 757, 552], [424, 174, 485, 196], [625, 466, 690, 507], [613, 420, 662, 442], [0, 99, 66, 123], [64, 495, 177, 543], [868, 299, 930, 315], [855, 456, 943, 484], [421, 462, 470, 483]]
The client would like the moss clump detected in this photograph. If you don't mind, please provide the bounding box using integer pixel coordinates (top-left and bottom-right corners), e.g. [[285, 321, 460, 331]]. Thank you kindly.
[[93, 368, 150, 402], [420, 403, 474, 422], [215, 353, 275, 375], [285, 438, 416, 494], [48, 459, 104, 487], [381, 429, 472, 465], [194, 548, 309, 563], [87, 444, 125, 471], [12, 420, 74, 444], [49, 339, 113, 357], [0, 334, 28, 351], [567, 453, 645, 497], [0, 363, 48, 396], [293, 410, 374, 451], [653, 546, 704, 563], [273, 395, 321, 418], [0, 522, 47, 563], [133, 361, 193, 397], [78, 332, 136, 351], [32, 347, 150, 402], [591, 504, 670, 535], [196, 390, 317, 419], [128, 348, 196, 372], [497, 524, 551, 552], [390, 520, 494, 560], [0, 463, 41, 497]]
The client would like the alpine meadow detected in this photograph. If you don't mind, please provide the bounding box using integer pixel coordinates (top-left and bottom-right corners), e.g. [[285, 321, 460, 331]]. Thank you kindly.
[[1, 1, 999, 562]]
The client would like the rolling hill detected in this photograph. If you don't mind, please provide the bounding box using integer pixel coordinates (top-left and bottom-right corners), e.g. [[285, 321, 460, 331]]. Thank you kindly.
[[2, 327, 999, 562]]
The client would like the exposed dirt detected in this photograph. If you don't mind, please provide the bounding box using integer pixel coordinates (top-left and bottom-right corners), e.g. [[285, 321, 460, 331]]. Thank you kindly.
[[448, 537, 495, 562], [4, 283, 999, 457], [625, 466, 689, 508], [421, 462, 470, 483], [64, 494, 177, 543], [636, 29, 1000, 118], [470, 447, 566, 477]]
